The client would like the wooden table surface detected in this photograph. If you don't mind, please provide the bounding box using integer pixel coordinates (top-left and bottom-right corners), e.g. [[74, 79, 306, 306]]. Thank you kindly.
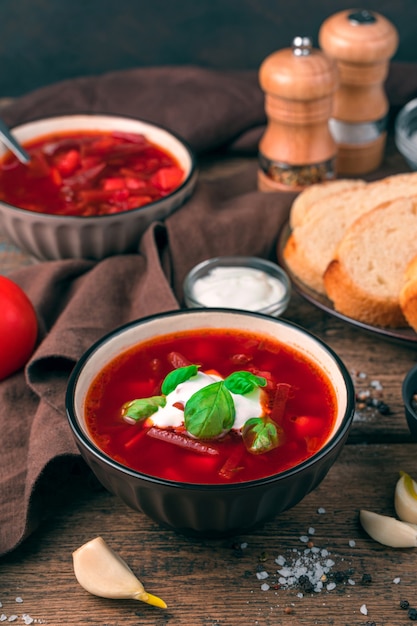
[[1, 152, 417, 626]]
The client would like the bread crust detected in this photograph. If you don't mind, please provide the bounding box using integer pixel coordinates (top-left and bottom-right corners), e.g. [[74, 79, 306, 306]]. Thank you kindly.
[[283, 232, 326, 295], [289, 178, 366, 229], [400, 255, 417, 332], [323, 197, 417, 328], [325, 259, 408, 328]]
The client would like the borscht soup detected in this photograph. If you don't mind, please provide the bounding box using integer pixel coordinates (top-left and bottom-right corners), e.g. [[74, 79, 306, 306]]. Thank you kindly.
[[83, 326, 339, 485], [0, 129, 185, 217]]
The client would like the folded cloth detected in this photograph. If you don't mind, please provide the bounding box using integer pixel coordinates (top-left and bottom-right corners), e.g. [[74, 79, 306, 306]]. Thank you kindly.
[[0, 64, 299, 555], [0, 61, 415, 556]]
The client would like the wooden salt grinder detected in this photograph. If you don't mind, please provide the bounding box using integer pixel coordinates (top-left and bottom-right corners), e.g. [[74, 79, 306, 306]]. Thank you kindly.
[[258, 36, 339, 192], [319, 9, 399, 176]]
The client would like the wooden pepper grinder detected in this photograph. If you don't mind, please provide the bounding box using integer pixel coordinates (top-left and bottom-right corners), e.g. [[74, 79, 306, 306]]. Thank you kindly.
[[319, 9, 398, 176], [258, 36, 339, 192]]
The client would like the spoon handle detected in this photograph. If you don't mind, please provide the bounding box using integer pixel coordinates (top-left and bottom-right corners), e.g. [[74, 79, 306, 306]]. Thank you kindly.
[[0, 118, 31, 164]]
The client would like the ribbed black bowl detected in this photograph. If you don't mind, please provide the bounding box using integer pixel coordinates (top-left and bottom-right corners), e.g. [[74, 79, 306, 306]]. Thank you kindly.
[[66, 309, 356, 538]]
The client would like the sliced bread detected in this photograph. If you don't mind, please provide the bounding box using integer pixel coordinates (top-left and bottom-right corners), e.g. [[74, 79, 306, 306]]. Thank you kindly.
[[283, 172, 417, 295], [323, 196, 417, 328], [399, 254, 417, 332], [289, 178, 366, 229]]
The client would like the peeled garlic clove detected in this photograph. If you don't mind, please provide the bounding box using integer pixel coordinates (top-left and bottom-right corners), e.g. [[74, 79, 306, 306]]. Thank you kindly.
[[360, 509, 417, 548], [394, 471, 417, 524], [72, 536, 167, 608]]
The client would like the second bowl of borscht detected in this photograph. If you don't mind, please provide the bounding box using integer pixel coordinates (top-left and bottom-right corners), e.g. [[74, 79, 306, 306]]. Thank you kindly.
[[0, 114, 197, 260], [66, 308, 355, 538]]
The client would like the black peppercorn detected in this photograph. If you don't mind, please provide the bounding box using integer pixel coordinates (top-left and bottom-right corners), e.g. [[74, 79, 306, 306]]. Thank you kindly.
[[297, 574, 314, 594], [400, 599, 410, 610], [409, 607, 417, 621], [361, 573, 372, 585], [377, 401, 390, 415]]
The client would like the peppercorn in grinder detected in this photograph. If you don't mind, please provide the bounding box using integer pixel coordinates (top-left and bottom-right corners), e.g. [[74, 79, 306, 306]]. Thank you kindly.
[[319, 9, 398, 176], [258, 36, 339, 192]]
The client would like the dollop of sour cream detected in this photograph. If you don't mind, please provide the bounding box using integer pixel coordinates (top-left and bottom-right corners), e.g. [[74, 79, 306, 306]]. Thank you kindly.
[[190, 266, 286, 311], [150, 370, 263, 430]]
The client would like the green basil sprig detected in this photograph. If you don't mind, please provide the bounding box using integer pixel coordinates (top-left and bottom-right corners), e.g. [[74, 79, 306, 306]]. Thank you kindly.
[[122, 396, 166, 422], [242, 417, 281, 454], [224, 371, 266, 395], [161, 364, 199, 395], [184, 381, 235, 439]]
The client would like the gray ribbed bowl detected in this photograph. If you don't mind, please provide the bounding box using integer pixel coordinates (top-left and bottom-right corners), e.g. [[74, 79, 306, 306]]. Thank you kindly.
[[0, 114, 197, 260]]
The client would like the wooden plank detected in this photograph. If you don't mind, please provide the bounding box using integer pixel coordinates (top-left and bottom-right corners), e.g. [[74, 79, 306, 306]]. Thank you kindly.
[[0, 444, 416, 625]]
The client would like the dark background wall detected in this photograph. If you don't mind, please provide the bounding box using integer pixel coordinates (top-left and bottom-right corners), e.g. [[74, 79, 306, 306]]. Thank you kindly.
[[3, 0, 417, 97]]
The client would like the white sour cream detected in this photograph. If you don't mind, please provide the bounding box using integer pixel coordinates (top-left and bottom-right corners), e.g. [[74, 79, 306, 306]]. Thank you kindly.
[[190, 266, 286, 311], [151, 370, 263, 430]]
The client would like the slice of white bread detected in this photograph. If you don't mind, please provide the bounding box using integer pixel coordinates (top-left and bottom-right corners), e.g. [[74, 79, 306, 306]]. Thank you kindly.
[[283, 172, 417, 295], [289, 178, 366, 229], [323, 196, 417, 328], [400, 254, 417, 332]]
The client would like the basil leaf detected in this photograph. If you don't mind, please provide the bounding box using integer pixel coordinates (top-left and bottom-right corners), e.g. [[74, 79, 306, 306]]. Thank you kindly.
[[184, 381, 235, 439], [122, 396, 166, 422], [242, 417, 281, 455], [224, 371, 267, 395], [161, 364, 199, 395]]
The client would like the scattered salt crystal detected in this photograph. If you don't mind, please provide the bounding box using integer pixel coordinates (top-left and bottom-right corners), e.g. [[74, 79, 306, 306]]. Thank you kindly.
[[325, 559, 335, 567], [349, 540, 356, 548], [240, 542, 248, 549], [348, 579, 355, 585], [15, 598, 23, 604], [393, 577, 401, 584], [297, 592, 303, 598], [308, 527, 315, 535], [317, 507, 326, 514], [22, 617, 34, 625], [7, 617, 17, 623], [275, 555, 286, 566], [360, 604, 368, 616], [261, 583, 270, 591], [256, 571, 269, 580], [311, 547, 320, 554], [371, 380, 382, 390], [0, 616, 6, 623], [300, 535, 309, 543], [326, 582, 336, 591], [321, 549, 329, 557]]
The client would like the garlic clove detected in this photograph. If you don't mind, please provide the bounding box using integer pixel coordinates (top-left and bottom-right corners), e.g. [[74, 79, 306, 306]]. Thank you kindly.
[[72, 536, 167, 608], [394, 471, 417, 524], [360, 509, 417, 548]]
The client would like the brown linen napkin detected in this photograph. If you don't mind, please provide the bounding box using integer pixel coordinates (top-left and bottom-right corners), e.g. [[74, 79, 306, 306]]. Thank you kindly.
[[0, 61, 415, 557]]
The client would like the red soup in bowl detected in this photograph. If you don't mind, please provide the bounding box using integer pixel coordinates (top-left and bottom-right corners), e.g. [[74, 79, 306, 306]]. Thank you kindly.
[[83, 325, 338, 484], [0, 129, 185, 217]]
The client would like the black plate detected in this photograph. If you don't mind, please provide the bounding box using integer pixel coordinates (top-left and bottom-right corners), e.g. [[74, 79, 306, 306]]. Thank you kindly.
[[277, 223, 417, 347]]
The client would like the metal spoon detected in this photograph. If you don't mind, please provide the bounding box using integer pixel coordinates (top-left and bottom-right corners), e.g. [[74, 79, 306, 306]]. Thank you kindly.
[[0, 117, 30, 163]]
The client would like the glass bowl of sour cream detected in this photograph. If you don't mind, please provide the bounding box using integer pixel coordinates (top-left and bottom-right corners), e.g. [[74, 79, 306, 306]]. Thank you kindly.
[[183, 256, 291, 317]]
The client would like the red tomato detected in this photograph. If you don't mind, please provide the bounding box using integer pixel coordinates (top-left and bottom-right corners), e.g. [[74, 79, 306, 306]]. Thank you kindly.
[[0, 276, 38, 381]]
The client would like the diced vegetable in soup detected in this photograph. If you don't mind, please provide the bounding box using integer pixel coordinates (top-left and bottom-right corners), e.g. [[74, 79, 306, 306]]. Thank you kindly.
[[0, 130, 185, 216], [84, 328, 338, 484]]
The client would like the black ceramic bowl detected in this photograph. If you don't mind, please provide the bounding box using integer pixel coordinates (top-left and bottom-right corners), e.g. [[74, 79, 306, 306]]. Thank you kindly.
[[402, 364, 417, 440], [66, 309, 355, 538]]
